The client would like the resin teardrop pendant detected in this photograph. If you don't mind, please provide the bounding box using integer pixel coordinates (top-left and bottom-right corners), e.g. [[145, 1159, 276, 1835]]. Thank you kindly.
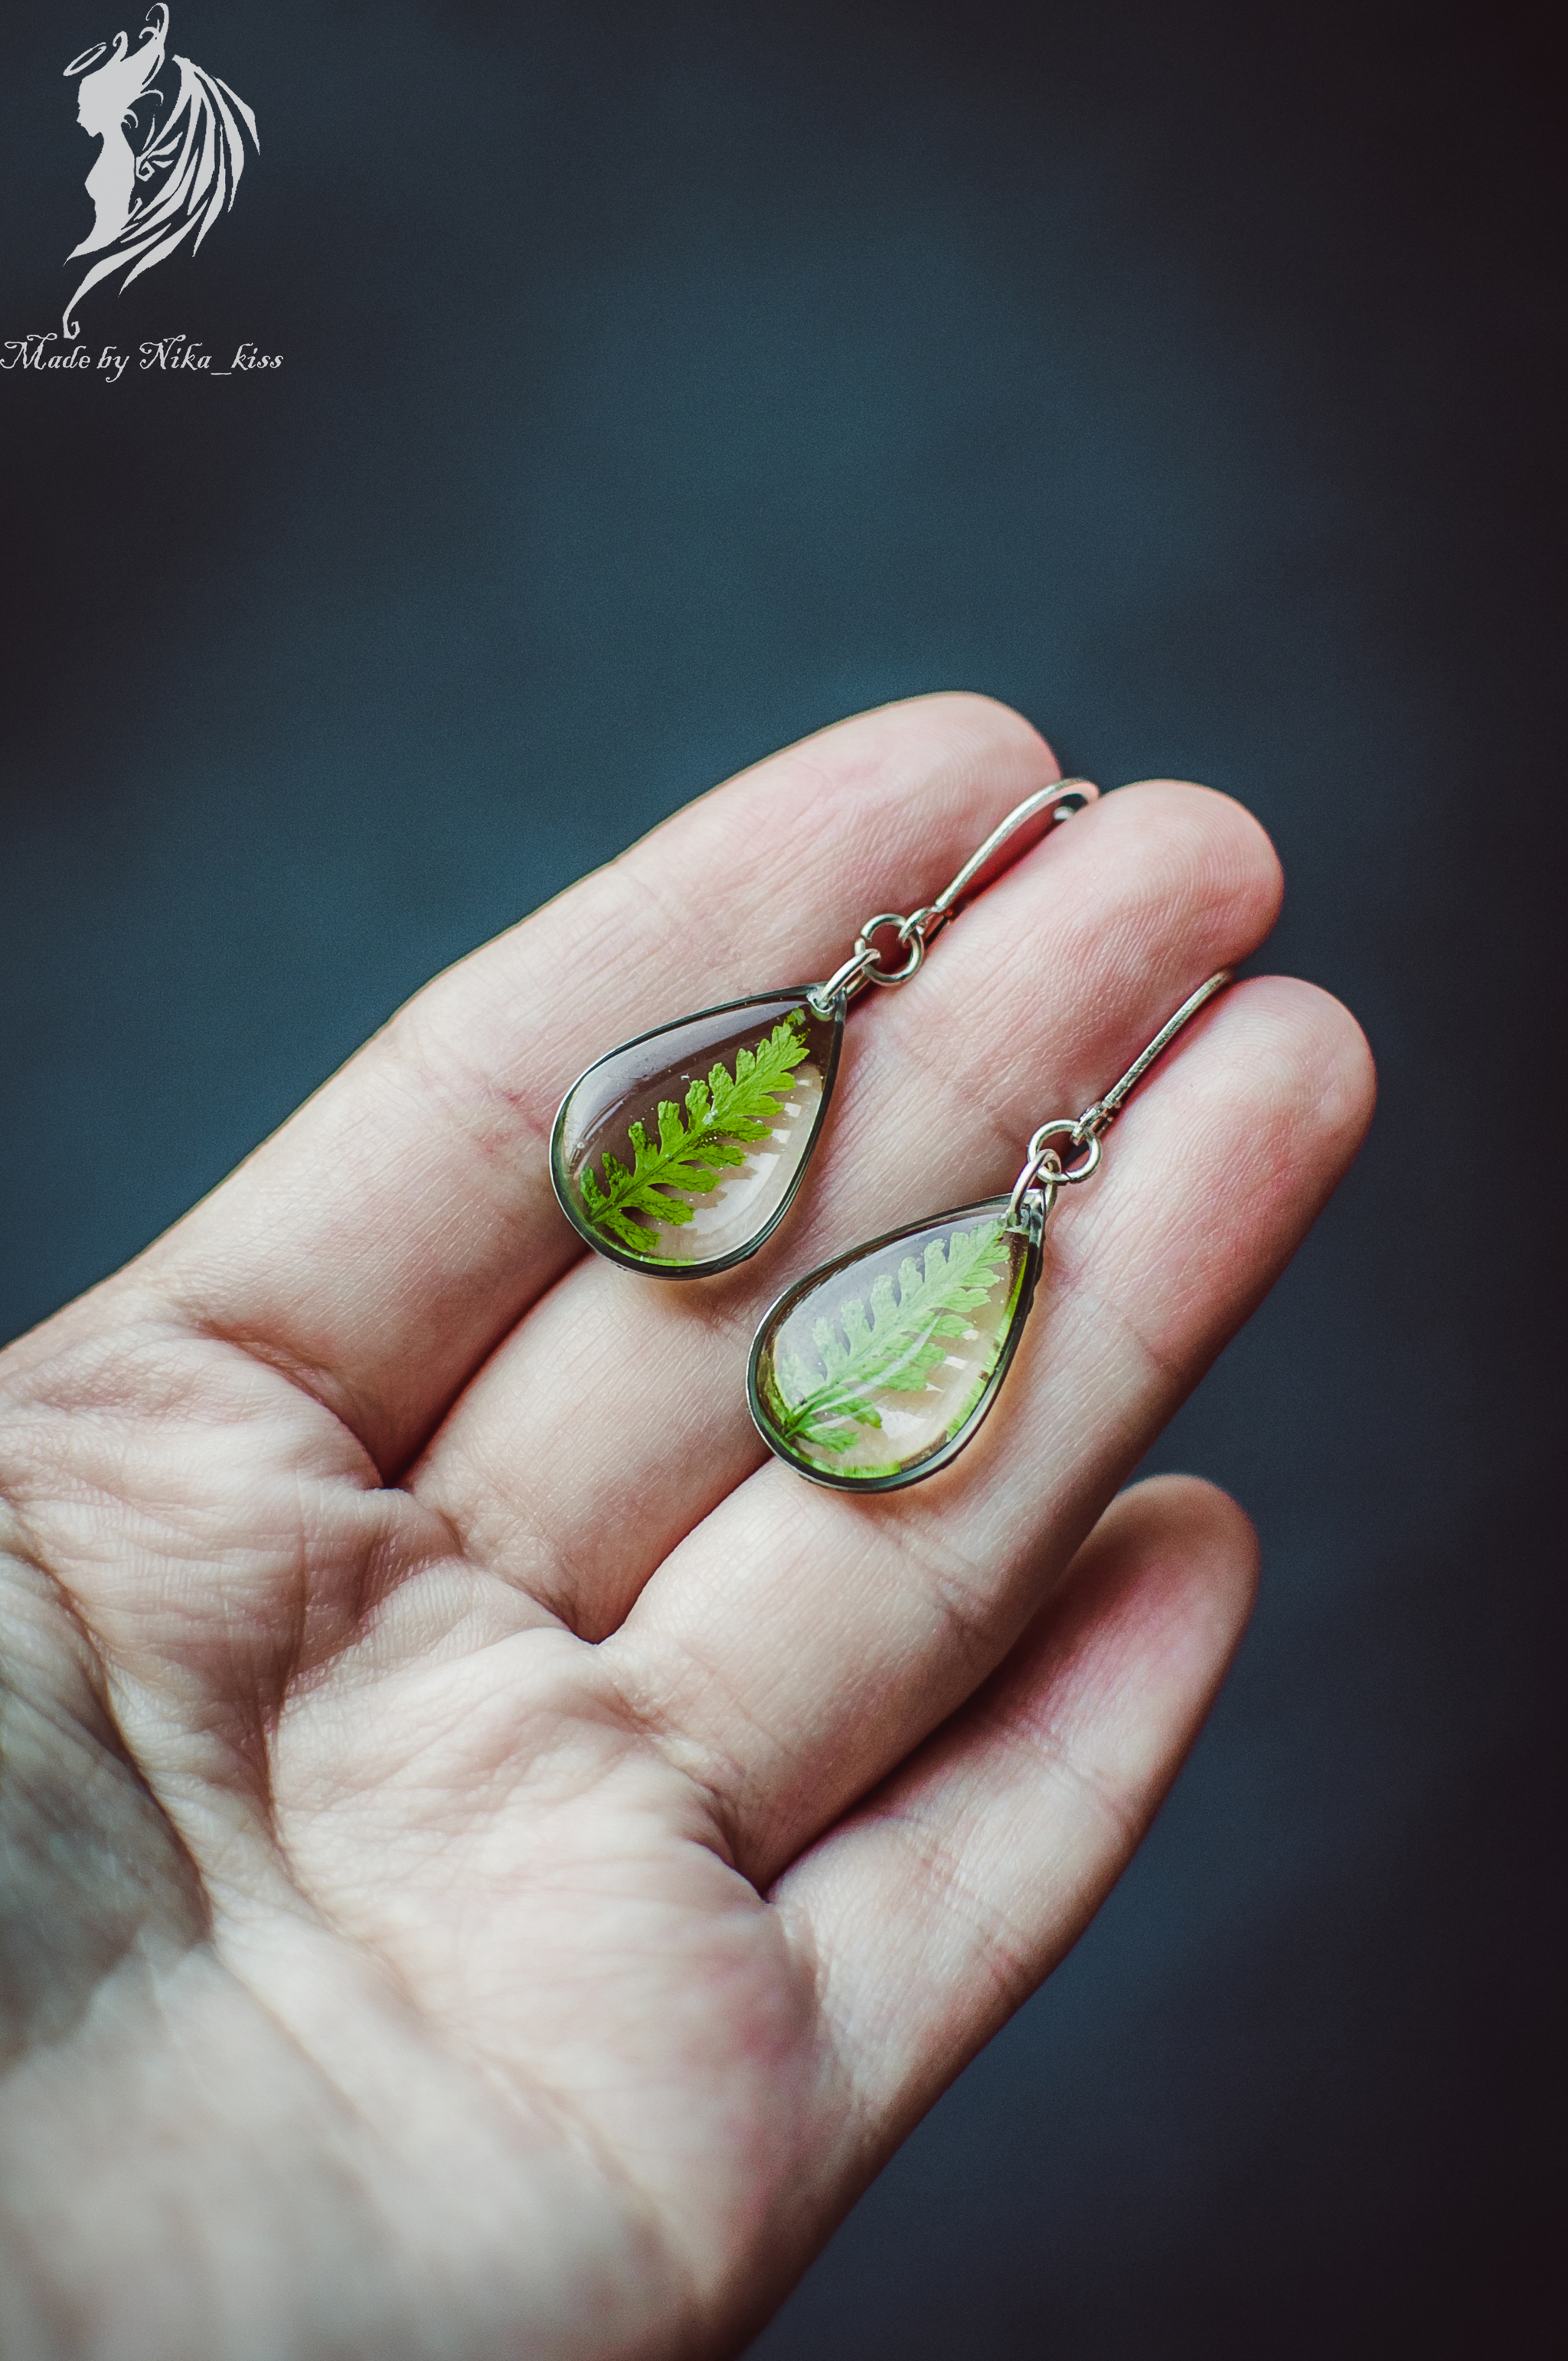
[[747, 1194, 1044, 1490], [551, 992, 844, 1277], [550, 777, 1101, 1278], [748, 970, 1236, 1493]]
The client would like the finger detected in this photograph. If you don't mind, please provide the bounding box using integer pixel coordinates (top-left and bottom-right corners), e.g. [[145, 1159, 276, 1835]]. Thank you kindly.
[[411, 777, 1281, 1644], [773, 1474, 1258, 2176], [609, 974, 1373, 1881], [97, 695, 1062, 1473]]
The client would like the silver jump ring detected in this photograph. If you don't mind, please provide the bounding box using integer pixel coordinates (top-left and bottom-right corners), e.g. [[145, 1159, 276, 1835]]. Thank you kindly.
[[805, 944, 879, 1014], [1005, 1146, 1061, 1230], [856, 913, 926, 987], [1021, 1118, 1102, 1184]]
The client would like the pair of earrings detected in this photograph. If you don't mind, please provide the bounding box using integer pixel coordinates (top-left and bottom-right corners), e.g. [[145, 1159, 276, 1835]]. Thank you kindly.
[[551, 783, 1229, 1493]]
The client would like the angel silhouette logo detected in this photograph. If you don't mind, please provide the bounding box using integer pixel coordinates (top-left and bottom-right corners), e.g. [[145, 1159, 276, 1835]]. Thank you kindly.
[[62, 5, 259, 339]]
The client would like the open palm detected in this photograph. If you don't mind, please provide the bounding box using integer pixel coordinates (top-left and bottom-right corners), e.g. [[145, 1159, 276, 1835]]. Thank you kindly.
[[0, 698, 1373, 2359]]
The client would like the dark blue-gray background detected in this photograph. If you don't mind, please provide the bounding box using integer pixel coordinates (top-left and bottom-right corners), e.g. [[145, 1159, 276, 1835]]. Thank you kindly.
[[2, 2, 1560, 2352]]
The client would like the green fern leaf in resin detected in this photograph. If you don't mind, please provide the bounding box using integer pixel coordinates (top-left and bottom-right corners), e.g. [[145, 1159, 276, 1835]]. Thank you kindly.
[[774, 1219, 1013, 1450], [580, 1014, 812, 1256]]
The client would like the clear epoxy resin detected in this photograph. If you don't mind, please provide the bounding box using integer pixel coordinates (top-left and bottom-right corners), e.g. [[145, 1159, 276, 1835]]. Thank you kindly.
[[748, 1195, 1043, 1489], [551, 993, 844, 1277]]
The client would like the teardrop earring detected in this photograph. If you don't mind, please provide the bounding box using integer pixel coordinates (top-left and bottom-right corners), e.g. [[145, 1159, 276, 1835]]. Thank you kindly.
[[550, 780, 1099, 1278], [746, 970, 1233, 1490]]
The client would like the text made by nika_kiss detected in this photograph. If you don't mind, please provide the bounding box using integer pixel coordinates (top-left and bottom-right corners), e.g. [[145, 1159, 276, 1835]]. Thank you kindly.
[[2, 332, 282, 382]]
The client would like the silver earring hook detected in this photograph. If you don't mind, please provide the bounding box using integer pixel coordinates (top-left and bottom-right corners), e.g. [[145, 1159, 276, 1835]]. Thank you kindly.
[[807, 777, 1099, 1016], [1005, 969, 1234, 1230]]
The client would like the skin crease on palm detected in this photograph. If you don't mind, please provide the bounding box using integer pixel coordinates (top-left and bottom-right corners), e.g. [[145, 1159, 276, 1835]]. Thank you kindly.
[[0, 695, 1374, 2361]]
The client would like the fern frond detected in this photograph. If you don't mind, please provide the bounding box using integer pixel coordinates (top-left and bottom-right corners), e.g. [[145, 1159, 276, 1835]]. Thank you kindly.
[[583, 1014, 812, 1256], [774, 1221, 1011, 1450]]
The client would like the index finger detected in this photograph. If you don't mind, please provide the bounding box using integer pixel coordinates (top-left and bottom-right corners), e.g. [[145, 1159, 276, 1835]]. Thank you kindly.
[[104, 695, 1065, 1472]]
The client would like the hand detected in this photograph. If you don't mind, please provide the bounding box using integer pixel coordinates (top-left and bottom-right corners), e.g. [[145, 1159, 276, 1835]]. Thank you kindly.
[[0, 696, 1373, 2360]]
